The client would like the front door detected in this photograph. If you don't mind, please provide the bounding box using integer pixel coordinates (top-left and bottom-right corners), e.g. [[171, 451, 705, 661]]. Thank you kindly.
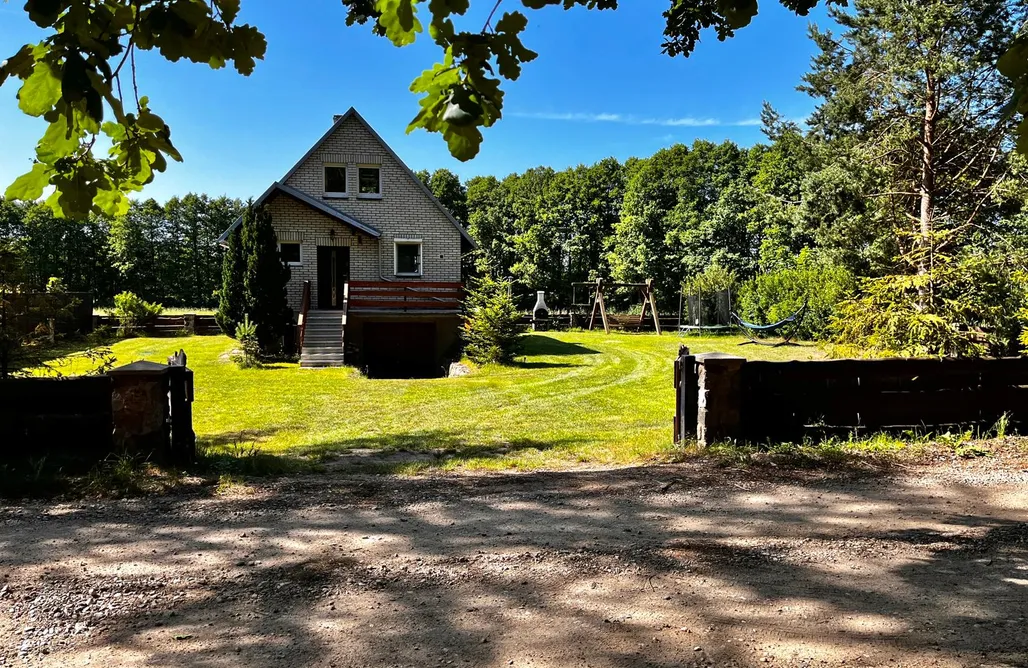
[[316, 246, 350, 309]]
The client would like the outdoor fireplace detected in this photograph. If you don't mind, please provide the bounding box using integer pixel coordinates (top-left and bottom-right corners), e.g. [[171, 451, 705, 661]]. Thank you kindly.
[[532, 291, 550, 331]]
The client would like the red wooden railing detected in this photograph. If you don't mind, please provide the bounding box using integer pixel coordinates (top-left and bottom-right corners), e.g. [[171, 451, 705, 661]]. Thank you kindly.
[[346, 281, 462, 311], [297, 280, 312, 349]]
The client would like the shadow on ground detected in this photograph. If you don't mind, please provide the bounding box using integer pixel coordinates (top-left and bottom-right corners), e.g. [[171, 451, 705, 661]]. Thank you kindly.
[[520, 334, 600, 357], [0, 464, 1025, 667]]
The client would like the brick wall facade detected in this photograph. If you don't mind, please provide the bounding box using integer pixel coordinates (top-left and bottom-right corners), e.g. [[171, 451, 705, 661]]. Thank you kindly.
[[269, 113, 463, 313]]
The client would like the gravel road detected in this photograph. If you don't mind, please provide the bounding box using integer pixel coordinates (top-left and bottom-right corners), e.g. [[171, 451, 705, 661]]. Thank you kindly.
[[1, 456, 1026, 667]]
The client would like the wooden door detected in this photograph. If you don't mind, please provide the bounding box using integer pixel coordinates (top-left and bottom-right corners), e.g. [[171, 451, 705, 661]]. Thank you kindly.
[[316, 246, 350, 309]]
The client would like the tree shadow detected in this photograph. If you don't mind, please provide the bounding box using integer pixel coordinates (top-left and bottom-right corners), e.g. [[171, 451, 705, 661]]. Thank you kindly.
[[290, 429, 588, 474], [511, 360, 581, 369], [2, 465, 1026, 666], [521, 334, 600, 356]]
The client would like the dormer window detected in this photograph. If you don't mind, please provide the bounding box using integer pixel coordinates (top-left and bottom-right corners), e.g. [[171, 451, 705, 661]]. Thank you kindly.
[[358, 166, 382, 198], [324, 164, 348, 198]]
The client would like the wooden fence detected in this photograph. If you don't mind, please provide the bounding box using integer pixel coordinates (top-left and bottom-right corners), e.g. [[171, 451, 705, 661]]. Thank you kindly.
[[0, 376, 114, 466], [94, 314, 220, 335], [1, 352, 196, 470], [674, 348, 1028, 445]]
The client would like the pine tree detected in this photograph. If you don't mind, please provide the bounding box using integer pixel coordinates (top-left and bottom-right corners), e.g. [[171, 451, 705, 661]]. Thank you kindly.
[[241, 203, 290, 355], [801, 0, 1028, 355], [215, 225, 245, 336]]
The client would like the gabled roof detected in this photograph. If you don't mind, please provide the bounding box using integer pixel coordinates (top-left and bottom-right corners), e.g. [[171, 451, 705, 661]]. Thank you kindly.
[[217, 181, 381, 243], [278, 107, 476, 247]]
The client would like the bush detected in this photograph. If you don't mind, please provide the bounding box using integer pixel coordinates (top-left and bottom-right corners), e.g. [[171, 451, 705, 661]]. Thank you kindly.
[[113, 291, 162, 335], [232, 315, 261, 368], [736, 249, 854, 340], [463, 275, 526, 365]]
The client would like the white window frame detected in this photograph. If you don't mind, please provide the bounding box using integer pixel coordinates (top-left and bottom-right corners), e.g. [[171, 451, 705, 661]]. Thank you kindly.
[[394, 239, 423, 277], [277, 242, 303, 266], [323, 163, 349, 198], [356, 165, 383, 199]]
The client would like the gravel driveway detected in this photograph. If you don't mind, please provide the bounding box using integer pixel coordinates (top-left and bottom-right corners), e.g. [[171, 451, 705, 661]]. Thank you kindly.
[[1, 457, 1026, 667]]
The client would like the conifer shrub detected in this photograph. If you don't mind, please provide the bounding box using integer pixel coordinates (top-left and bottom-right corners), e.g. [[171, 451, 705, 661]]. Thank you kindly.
[[463, 275, 526, 365], [216, 226, 246, 336]]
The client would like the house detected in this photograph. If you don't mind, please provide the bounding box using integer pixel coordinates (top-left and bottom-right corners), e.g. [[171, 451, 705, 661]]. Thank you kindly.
[[219, 108, 475, 376]]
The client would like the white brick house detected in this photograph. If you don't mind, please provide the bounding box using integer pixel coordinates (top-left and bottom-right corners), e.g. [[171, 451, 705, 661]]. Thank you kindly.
[[219, 108, 474, 375]]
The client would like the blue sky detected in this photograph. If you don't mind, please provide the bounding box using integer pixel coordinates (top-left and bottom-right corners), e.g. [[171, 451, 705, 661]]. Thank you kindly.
[[0, 1, 836, 203]]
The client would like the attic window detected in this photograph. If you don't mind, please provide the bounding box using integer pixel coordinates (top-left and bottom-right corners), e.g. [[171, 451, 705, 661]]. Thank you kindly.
[[358, 166, 382, 198], [324, 165, 348, 198]]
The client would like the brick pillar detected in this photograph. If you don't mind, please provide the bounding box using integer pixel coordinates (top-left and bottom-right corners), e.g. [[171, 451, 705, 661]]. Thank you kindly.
[[109, 361, 170, 456], [696, 353, 746, 447]]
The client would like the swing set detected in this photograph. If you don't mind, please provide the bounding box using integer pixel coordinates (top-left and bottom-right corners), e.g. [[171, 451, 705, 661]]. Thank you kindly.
[[571, 278, 662, 335]]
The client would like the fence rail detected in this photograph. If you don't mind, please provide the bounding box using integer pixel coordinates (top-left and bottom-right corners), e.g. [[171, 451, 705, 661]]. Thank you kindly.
[[346, 281, 463, 312], [94, 314, 220, 335], [674, 350, 1028, 445]]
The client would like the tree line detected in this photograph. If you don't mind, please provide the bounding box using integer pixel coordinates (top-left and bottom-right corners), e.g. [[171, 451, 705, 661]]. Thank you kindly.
[[0, 195, 241, 308]]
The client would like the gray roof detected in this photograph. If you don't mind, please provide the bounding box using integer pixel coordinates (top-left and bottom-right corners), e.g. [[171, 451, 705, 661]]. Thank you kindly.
[[218, 107, 475, 247], [216, 181, 380, 243]]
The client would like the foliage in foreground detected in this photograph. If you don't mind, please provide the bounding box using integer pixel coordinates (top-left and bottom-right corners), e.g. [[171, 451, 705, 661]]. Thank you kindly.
[[462, 275, 526, 365]]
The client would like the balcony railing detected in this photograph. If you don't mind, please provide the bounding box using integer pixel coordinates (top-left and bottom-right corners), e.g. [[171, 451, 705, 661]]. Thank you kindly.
[[346, 281, 462, 312]]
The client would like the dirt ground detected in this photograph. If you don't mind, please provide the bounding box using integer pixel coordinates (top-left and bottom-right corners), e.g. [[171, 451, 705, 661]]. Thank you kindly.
[[1, 456, 1026, 668]]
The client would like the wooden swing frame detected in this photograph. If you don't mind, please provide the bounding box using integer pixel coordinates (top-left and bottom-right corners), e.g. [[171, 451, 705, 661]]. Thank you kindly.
[[580, 278, 662, 335]]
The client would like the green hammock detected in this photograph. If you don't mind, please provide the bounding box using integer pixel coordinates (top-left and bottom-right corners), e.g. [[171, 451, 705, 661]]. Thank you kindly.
[[730, 301, 807, 346]]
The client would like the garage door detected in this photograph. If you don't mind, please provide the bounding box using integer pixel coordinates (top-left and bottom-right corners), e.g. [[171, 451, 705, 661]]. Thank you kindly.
[[362, 322, 439, 378]]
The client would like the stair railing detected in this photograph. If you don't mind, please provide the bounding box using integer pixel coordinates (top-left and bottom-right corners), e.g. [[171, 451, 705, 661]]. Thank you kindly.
[[297, 280, 312, 351]]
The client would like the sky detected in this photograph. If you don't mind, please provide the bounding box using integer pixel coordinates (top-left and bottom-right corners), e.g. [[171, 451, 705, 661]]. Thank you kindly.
[[0, 1, 838, 203]]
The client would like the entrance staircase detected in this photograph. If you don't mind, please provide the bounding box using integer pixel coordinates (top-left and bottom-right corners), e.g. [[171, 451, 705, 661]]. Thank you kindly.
[[300, 310, 346, 368]]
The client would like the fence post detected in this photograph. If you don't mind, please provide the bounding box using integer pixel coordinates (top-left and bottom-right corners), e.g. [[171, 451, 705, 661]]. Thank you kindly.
[[674, 345, 697, 442], [109, 361, 171, 456], [695, 352, 746, 447], [166, 351, 196, 465], [183, 314, 196, 335]]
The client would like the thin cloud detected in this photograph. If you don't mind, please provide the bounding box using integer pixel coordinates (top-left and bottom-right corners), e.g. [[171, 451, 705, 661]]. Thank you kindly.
[[512, 111, 761, 128]]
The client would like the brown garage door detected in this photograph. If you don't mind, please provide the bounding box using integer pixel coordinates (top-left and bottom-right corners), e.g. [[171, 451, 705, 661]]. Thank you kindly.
[[362, 322, 439, 378]]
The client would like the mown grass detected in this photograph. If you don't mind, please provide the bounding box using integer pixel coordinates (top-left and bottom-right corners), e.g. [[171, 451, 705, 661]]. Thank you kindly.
[[44, 331, 825, 474]]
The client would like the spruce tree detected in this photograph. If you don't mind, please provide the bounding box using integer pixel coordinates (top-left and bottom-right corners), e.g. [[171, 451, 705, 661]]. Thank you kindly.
[[241, 203, 290, 355], [215, 225, 245, 336]]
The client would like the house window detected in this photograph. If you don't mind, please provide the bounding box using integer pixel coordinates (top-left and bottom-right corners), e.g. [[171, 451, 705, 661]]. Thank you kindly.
[[324, 165, 348, 197], [278, 242, 301, 265], [358, 166, 381, 197], [394, 240, 422, 276]]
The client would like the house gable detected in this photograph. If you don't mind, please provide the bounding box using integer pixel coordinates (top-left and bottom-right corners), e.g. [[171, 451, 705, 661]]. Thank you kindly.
[[279, 108, 474, 246]]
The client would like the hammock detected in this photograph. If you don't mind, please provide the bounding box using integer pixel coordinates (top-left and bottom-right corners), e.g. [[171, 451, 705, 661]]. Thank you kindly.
[[731, 301, 807, 346]]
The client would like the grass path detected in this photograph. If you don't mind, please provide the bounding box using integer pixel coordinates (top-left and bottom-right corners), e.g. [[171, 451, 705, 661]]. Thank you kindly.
[[51, 331, 824, 471]]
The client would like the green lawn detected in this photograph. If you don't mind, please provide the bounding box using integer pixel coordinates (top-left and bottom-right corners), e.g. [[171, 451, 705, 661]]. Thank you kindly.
[[53, 332, 824, 472]]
